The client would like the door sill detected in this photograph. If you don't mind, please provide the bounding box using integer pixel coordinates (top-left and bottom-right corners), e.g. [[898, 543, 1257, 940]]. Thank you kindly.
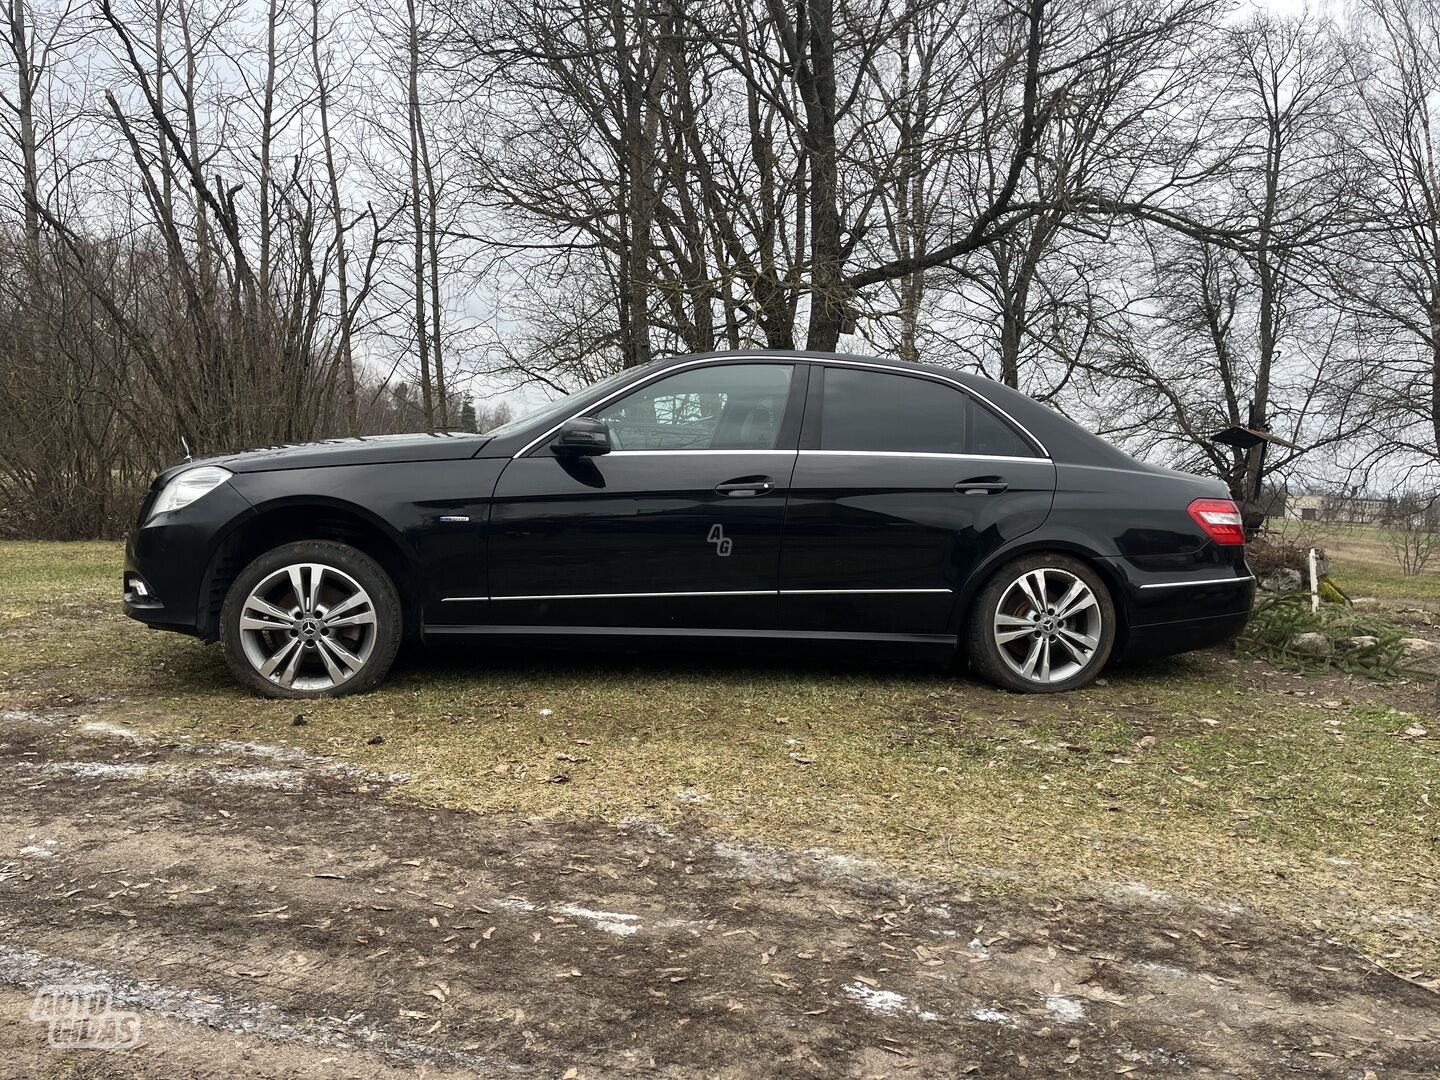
[[423, 624, 956, 648]]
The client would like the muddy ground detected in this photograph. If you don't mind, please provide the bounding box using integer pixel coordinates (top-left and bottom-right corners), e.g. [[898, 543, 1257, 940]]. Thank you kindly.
[[1, 709, 1437, 1079]]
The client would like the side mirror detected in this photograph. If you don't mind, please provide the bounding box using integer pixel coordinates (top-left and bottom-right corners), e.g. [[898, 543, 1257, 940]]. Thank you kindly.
[[551, 416, 611, 457]]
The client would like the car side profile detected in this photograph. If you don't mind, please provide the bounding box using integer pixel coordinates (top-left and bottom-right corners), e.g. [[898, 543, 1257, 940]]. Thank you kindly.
[[122, 350, 1255, 697]]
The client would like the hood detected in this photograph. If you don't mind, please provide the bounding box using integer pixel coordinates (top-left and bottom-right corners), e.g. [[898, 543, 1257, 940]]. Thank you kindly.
[[157, 432, 491, 481]]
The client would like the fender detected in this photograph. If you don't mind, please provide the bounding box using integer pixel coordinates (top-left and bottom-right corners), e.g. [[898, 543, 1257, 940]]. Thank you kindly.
[[948, 533, 1135, 643], [194, 493, 421, 641]]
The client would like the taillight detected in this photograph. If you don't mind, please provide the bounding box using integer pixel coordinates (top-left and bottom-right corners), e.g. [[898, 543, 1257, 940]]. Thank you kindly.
[[1187, 498, 1245, 545]]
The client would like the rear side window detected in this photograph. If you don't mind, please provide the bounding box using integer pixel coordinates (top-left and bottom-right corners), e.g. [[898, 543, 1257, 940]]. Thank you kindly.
[[816, 367, 1035, 457]]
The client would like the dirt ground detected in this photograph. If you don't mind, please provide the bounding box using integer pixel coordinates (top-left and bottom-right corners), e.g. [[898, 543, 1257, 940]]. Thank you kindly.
[[2, 708, 1437, 1079]]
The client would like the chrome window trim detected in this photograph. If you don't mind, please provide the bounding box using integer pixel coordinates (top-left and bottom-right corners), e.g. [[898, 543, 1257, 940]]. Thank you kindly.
[[510, 354, 1051, 460], [441, 587, 955, 603], [594, 449, 798, 457], [1137, 576, 1255, 590], [799, 450, 1043, 464]]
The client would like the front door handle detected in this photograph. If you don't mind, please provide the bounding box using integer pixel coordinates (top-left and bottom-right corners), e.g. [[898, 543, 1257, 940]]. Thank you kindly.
[[955, 476, 1009, 495], [715, 475, 775, 497]]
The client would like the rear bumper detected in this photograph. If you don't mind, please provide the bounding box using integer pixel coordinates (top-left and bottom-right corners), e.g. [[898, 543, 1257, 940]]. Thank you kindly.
[[1102, 551, 1255, 661], [1118, 607, 1251, 660]]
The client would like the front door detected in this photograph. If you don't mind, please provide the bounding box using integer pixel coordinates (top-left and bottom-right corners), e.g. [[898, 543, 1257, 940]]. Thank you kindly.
[[484, 361, 804, 630], [779, 364, 1056, 635]]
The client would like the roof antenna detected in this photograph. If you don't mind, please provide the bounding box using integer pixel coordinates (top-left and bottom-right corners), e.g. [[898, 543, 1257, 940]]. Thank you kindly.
[[180, 436, 193, 463]]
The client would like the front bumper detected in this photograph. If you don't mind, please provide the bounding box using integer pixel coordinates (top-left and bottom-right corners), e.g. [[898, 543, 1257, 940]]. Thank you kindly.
[[122, 482, 254, 637]]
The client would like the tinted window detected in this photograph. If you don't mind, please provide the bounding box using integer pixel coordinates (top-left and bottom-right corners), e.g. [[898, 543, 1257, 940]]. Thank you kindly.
[[819, 368, 963, 454], [818, 367, 1034, 456], [596, 364, 793, 450], [970, 400, 1037, 458]]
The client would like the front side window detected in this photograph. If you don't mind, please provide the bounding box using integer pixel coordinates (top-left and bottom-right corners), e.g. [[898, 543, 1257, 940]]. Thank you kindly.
[[817, 367, 1034, 457], [595, 364, 794, 451]]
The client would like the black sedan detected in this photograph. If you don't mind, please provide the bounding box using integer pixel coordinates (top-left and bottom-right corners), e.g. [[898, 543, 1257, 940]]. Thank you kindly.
[[122, 350, 1254, 697]]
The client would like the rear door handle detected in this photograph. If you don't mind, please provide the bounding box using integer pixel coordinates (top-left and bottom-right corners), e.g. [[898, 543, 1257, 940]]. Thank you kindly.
[[954, 477, 1009, 495], [715, 475, 775, 497]]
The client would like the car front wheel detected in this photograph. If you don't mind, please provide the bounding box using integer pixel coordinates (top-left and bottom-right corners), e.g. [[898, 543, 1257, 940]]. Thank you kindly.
[[219, 541, 402, 698], [966, 554, 1116, 693]]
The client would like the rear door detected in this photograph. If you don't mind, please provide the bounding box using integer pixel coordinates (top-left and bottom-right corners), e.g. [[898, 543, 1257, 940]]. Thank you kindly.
[[779, 363, 1056, 635], [482, 360, 805, 630]]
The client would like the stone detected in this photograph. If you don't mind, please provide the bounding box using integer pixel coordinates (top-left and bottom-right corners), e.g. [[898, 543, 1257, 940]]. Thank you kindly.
[[1289, 632, 1332, 656], [1345, 635, 1379, 650], [1261, 568, 1303, 593], [1400, 637, 1440, 657]]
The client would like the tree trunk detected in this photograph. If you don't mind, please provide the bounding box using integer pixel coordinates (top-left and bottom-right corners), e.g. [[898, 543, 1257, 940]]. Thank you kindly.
[[406, 0, 434, 431]]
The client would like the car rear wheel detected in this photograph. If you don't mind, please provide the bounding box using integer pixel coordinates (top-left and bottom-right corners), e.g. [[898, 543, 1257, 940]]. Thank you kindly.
[[966, 554, 1116, 693], [219, 541, 402, 699]]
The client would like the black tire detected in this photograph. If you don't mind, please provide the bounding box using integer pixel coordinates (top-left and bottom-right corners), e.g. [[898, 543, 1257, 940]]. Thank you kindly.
[[219, 540, 402, 699], [965, 553, 1116, 694]]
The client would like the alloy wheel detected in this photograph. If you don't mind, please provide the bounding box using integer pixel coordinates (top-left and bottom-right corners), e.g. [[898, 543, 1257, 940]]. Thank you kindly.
[[992, 567, 1103, 685], [237, 562, 378, 691]]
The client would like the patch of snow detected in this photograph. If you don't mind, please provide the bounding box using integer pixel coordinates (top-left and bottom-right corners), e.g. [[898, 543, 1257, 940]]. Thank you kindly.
[[1045, 995, 1086, 1024], [971, 1007, 1015, 1026], [843, 982, 941, 1021], [555, 905, 642, 937], [18, 839, 60, 858], [205, 767, 308, 791], [37, 761, 151, 779]]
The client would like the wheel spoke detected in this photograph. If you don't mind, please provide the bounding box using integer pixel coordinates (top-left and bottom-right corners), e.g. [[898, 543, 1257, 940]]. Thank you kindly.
[[259, 637, 299, 678], [1052, 580, 1086, 618], [245, 596, 294, 624], [1015, 570, 1046, 613], [321, 591, 368, 623], [995, 625, 1036, 644], [287, 565, 309, 612], [1056, 590, 1097, 620], [325, 610, 375, 630], [1038, 638, 1051, 681], [278, 642, 305, 687], [240, 614, 291, 632], [1054, 624, 1094, 659], [1020, 636, 1044, 678], [314, 637, 346, 683], [319, 634, 365, 672], [994, 612, 1035, 644], [304, 564, 325, 612]]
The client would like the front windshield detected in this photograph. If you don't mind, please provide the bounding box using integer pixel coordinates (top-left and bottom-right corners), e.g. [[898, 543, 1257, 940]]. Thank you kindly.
[[482, 367, 639, 439]]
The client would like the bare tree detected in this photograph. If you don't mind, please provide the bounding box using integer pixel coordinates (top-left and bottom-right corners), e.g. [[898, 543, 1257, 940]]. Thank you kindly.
[[1383, 489, 1440, 575]]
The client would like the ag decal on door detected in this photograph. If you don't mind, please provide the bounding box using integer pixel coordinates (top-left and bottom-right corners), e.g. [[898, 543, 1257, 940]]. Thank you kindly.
[[707, 524, 733, 556]]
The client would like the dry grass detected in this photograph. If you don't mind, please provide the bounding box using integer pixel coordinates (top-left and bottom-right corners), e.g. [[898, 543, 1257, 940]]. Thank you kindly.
[[3, 540, 1438, 975], [1284, 521, 1440, 603]]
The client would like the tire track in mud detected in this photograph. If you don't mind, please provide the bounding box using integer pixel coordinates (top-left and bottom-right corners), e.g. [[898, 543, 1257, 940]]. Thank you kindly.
[[0, 710, 1437, 1078]]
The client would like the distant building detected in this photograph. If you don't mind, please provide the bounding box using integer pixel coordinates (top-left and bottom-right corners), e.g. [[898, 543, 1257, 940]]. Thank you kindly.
[[1284, 492, 1389, 524]]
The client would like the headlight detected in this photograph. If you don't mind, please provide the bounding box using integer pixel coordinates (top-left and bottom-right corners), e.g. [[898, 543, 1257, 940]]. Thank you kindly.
[[147, 466, 232, 521]]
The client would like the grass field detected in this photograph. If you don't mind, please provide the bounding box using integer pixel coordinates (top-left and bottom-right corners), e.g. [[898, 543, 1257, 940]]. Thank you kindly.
[[1278, 520, 1440, 602], [2, 540, 1438, 976]]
